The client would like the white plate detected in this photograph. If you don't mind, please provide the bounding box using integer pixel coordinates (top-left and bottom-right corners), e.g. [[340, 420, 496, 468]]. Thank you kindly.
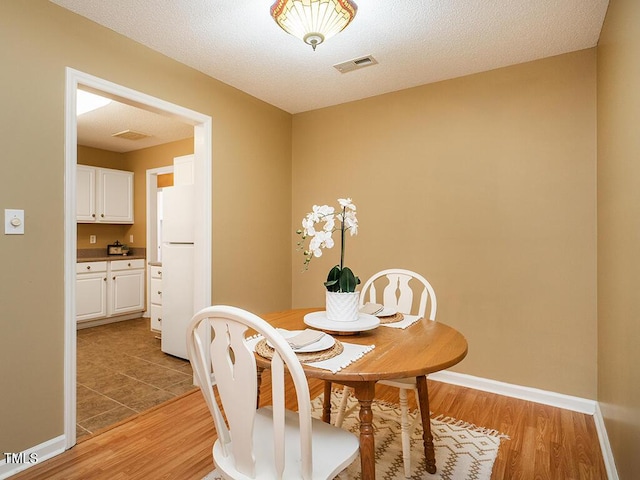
[[268, 330, 335, 353], [304, 311, 380, 333], [376, 307, 397, 317]]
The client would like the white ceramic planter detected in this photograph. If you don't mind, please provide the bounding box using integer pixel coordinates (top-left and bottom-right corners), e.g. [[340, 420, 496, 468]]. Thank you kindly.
[[325, 291, 360, 322]]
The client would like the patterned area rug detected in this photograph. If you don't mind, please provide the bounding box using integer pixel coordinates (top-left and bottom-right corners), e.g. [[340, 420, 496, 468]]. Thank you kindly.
[[203, 393, 508, 480]]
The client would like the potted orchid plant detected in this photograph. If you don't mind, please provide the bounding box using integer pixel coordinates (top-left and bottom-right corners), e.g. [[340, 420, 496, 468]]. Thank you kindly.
[[296, 198, 361, 321]]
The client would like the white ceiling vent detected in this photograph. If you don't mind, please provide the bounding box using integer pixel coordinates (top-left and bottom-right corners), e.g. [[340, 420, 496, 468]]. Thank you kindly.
[[111, 129, 151, 141], [333, 55, 378, 74]]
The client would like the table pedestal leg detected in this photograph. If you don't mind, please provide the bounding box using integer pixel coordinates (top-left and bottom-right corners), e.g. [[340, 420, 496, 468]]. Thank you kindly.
[[416, 375, 436, 474], [322, 381, 332, 423], [353, 382, 376, 480]]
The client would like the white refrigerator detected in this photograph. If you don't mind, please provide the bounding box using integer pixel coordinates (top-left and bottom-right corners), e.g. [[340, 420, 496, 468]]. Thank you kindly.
[[160, 184, 195, 359]]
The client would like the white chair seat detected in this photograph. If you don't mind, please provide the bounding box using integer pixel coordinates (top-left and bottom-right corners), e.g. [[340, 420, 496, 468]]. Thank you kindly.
[[215, 407, 359, 480]]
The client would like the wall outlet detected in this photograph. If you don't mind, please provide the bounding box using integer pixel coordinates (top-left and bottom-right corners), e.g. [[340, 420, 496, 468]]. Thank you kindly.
[[129, 234, 134, 243], [90, 235, 96, 244]]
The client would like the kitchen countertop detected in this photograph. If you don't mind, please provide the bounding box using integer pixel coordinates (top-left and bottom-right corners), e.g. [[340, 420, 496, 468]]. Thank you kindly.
[[77, 247, 146, 263], [77, 254, 146, 263]]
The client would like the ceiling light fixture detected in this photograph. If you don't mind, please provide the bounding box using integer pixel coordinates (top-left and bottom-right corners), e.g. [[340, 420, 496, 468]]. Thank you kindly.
[[270, 0, 357, 51]]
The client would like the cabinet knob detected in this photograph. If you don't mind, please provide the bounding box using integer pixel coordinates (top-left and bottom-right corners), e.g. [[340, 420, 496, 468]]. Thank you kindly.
[[92, 214, 96, 218], [103, 277, 107, 281], [158, 271, 162, 276], [101, 214, 104, 218], [128, 263, 131, 267], [157, 291, 162, 295], [86, 265, 91, 270], [112, 276, 116, 280]]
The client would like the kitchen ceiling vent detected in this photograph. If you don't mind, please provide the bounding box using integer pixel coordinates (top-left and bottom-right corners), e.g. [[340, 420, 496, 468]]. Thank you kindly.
[[333, 55, 378, 74], [111, 129, 150, 141]]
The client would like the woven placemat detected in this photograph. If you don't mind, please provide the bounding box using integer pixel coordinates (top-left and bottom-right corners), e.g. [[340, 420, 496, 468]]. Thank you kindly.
[[378, 312, 404, 324], [255, 338, 344, 362]]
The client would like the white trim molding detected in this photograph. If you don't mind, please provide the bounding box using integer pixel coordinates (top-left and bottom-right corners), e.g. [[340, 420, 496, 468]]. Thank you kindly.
[[430, 370, 618, 479], [0, 435, 65, 479], [429, 370, 597, 414], [64, 67, 212, 452], [594, 403, 620, 480]]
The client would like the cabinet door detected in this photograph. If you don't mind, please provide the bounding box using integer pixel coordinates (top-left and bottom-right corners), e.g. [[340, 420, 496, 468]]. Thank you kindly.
[[76, 272, 107, 321], [76, 165, 96, 222], [110, 269, 145, 316], [98, 169, 134, 223]]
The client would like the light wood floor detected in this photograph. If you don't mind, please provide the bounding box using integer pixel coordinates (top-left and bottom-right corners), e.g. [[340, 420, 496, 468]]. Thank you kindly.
[[10, 372, 606, 480]]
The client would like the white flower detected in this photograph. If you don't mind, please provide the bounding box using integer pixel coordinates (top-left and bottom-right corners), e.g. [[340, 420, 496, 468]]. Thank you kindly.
[[343, 211, 358, 235], [308, 230, 334, 257], [338, 198, 356, 211], [323, 215, 335, 232], [296, 197, 358, 274], [310, 204, 334, 223], [301, 215, 316, 236]]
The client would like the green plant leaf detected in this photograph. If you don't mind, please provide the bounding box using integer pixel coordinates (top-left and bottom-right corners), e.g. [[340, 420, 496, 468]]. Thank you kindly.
[[324, 265, 341, 292], [339, 267, 359, 293]]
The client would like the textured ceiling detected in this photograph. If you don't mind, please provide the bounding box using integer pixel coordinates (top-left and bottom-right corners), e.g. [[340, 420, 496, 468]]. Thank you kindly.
[[77, 99, 193, 153], [55, 0, 609, 151]]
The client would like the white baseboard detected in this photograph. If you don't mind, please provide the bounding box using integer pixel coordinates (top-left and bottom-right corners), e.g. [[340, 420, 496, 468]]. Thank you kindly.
[[429, 370, 597, 414], [594, 403, 619, 480], [430, 370, 618, 479], [0, 435, 65, 479]]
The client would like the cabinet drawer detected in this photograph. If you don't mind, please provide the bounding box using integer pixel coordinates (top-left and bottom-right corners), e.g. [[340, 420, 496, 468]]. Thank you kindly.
[[76, 261, 107, 274], [151, 278, 162, 305], [150, 304, 162, 332], [150, 266, 162, 279], [110, 259, 145, 271]]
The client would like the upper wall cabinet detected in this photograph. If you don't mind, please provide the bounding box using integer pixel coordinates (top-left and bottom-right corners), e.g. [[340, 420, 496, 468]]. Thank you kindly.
[[77, 165, 134, 224]]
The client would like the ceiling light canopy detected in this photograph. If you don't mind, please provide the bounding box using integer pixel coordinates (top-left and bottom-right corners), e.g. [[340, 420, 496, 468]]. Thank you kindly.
[[270, 0, 357, 51]]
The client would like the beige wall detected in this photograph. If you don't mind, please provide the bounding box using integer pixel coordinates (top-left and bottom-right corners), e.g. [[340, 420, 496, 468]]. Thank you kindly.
[[597, 0, 640, 477], [292, 49, 598, 399], [0, 0, 291, 453]]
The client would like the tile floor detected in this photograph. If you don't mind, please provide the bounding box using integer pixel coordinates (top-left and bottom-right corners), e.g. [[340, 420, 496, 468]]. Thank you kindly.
[[76, 317, 196, 441]]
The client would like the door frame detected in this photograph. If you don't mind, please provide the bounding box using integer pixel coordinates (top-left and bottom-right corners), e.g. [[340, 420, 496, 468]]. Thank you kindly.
[[64, 68, 212, 448]]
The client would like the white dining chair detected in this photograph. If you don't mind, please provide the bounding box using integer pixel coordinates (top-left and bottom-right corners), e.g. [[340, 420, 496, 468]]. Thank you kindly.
[[334, 269, 437, 478], [187, 305, 359, 480]]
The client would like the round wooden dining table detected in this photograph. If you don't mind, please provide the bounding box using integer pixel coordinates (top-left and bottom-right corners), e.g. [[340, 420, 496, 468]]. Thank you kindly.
[[259, 308, 468, 480]]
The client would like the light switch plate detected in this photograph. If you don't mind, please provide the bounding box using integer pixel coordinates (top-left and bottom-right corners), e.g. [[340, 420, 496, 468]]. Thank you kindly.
[[5, 209, 25, 235]]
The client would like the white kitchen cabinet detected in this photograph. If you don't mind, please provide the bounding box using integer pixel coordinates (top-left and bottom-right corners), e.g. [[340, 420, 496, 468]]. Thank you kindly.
[[77, 165, 134, 224], [110, 259, 145, 316], [76, 261, 107, 321], [76, 165, 97, 222], [76, 258, 145, 326], [149, 265, 162, 332]]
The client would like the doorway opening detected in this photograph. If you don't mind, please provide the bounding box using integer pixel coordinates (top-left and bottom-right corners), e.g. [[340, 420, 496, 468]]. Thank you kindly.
[[64, 68, 212, 449]]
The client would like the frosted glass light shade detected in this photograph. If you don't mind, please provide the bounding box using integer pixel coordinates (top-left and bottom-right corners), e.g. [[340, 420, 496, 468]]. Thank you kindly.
[[270, 0, 358, 50]]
